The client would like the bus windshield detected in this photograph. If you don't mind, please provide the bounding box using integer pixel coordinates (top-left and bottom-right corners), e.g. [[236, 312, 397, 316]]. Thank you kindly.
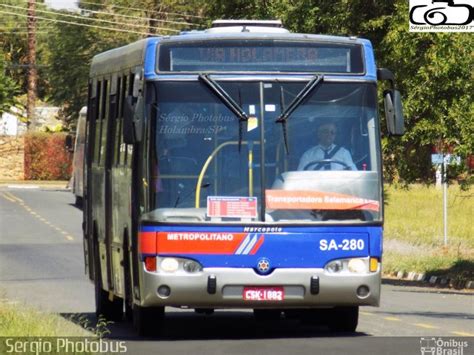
[[148, 79, 381, 224]]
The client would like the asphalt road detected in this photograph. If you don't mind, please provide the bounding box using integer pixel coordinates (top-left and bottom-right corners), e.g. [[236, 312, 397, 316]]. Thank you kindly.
[[1, 186, 473, 354]]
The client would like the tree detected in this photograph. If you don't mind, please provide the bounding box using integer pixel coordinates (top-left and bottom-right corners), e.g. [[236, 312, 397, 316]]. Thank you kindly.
[[380, 0, 473, 183], [0, 0, 49, 119], [43, 9, 140, 121], [0, 48, 18, 114], [44, 0, 206, 122]]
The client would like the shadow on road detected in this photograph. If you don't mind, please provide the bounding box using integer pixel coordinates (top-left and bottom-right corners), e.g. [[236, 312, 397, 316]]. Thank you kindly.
[[61, 310, 368, 341], [68, 203, 83, 211]]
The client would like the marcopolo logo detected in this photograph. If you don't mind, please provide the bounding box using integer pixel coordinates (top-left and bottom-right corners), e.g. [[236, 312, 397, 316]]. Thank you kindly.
[[420, 337, 469, 355], [409, 0, 474, 32]]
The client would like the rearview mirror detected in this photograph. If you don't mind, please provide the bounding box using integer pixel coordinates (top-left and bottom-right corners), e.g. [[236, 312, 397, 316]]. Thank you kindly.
[[384, 89, 405, 136]]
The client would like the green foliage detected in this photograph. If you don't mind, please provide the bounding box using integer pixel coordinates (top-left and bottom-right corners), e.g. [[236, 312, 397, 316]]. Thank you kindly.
[[0, 0, 50, 106], [43, 12, 140, 122], [380, 1, 473, 182], [0, 49, 18, 114]]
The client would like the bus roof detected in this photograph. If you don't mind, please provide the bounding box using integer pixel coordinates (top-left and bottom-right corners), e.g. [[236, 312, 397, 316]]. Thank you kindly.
[[90, 32, 375, 79]]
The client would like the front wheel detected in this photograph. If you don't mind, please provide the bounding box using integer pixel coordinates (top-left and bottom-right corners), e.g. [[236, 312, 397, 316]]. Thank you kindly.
[[327, 306, 359, 332]]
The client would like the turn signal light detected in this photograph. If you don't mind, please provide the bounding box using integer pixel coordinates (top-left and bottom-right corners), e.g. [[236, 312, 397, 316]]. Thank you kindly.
[[145, 257, 157, 272], [370, 258, 378, 272]]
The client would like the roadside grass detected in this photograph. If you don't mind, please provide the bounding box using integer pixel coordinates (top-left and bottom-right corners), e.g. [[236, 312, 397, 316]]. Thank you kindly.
[[0, 300, 93, 337], [383, 184, 474, 282], [0, 299, 117, 354]]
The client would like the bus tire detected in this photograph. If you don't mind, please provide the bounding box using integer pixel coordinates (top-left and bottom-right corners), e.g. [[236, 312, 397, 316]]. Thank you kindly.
[[93, 244, 123, 321], [133, 304, 164, 336], [327, 306, 359, 332], [74, 196, 83, 208], [94, 270, 123, 321], [253, 309, 282, 322]]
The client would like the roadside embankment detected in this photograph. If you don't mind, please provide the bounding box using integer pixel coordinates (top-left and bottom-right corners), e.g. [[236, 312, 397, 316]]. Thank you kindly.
[[383, 184, 474, 289]]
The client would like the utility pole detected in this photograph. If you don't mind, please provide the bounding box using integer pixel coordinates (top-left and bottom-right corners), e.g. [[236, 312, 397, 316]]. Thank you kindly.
[[26, 0, 37, 128]]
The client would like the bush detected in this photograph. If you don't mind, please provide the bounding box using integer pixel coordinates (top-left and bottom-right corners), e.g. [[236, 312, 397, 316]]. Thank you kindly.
[[24, 132, 72, 180]]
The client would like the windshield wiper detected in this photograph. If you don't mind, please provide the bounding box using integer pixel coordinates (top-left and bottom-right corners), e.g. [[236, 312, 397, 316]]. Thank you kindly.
[[199, 74, 248, 151], [276, 75, 324, 154]]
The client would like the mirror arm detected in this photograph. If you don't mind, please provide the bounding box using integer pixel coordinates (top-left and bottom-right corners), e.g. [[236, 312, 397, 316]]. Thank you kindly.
[[377, 68, 395, 89]]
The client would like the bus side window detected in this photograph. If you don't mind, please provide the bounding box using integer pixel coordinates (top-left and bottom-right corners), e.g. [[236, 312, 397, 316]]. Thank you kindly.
[[113, 76, 122, 167], [93, 81, 102, 164], [99, 80, 109, 167], [117, 74, 133, 166]]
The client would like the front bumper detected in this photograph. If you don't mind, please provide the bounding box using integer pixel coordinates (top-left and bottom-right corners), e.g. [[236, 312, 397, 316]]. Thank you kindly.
[[138, 266, 381, 308]]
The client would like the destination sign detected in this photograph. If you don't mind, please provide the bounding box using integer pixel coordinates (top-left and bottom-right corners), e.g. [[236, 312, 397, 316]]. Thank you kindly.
[[158, 40, 363, 73]]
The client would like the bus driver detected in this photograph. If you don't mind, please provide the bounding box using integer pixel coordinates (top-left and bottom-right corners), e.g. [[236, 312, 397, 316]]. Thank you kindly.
[[297, 121, 357, 171]]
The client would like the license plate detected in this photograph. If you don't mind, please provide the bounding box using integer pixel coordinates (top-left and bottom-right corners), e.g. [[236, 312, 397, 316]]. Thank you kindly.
[[243, 287, 285, 301]]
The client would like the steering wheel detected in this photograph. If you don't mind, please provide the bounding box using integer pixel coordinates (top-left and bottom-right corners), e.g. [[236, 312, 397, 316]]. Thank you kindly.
[[303, 159, 351, 171]]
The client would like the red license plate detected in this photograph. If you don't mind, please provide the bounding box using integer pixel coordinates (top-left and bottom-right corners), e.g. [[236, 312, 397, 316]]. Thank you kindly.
[[243, 287, 285, 301]]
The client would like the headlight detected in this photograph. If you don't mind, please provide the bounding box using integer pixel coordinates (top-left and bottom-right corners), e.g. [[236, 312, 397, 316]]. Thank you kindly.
[[161, 258, 179, 273], [326, 260, 343, 273], [347, 258, 367, 274], [325, 258, 370, 274], [183, 260, 202, 273], [154, 257, 203, 274]]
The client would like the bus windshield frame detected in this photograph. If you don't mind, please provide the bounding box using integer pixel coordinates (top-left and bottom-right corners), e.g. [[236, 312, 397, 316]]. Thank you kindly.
[[147, 77, 382, 225]]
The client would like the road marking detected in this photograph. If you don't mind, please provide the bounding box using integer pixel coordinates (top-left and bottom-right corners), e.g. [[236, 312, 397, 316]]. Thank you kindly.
[[4, 191, 23, 203], [451, 331, 474, 336], [3, 190, 74, 242], [368, 310, 471, 336], [413, 323, 439, 329], [384, 317, 402, 322], [1, 193, 16, 203], [7, 184, 39, 189]]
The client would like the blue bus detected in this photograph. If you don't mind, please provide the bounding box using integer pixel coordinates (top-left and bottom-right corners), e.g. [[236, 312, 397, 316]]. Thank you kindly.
[[83, 20, 404, 335]]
